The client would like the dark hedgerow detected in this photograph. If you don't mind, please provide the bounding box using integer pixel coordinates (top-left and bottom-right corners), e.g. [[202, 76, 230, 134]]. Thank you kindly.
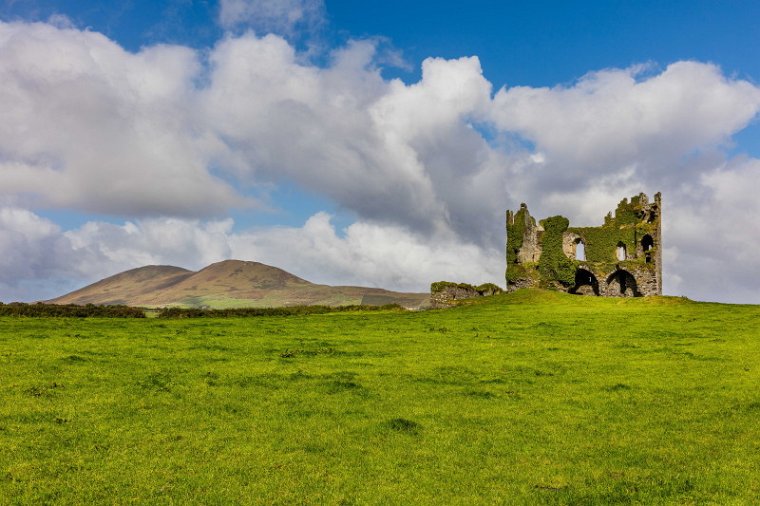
[[157, 304, 403, 318], [0, 302, 405, 319], [0, 302, 145, 318]]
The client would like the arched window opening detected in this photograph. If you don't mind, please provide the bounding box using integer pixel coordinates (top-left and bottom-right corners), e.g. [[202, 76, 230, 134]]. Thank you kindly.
[[575, 239, 586, 261], [616, 242, 627, 261], [642, 234, 654, 252], [645, 253, 652, 264], [647, 211, 657, 223], [569, 268, 599, 296]]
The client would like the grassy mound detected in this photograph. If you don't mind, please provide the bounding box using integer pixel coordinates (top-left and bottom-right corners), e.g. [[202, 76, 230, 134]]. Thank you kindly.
[[1, 290, 759, 503]]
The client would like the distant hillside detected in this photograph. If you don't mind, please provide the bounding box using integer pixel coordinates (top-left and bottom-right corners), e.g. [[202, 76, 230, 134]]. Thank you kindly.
[[49, 260, 430, 309]]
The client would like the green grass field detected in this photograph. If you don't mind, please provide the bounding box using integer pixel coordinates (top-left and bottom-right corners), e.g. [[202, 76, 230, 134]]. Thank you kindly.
[[1, 290, 759, 504]]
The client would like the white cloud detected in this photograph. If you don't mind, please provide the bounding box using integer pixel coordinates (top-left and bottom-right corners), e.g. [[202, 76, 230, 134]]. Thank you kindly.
[[0, 22, 501, 238], [490, 61, 760, 227], [218, 0, 324, 36], [492, 62, 760, 172], [0, 208, 72, 301], [0, 21, 246, 217], [201, 34, 501, 239], [230, 213, 503, 291], [664, 158, 760, 303]]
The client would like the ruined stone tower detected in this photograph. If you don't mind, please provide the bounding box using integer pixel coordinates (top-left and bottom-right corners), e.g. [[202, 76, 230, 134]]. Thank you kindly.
[[506, 193, 662, 296]]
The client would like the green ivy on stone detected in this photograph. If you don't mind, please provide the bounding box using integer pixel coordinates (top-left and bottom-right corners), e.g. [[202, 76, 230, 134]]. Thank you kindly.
[[538, 216, 576, 286]]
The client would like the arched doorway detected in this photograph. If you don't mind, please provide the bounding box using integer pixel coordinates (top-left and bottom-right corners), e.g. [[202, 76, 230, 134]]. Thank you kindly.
[[606, 269, 640, 297], [570, 268, 600, 295]]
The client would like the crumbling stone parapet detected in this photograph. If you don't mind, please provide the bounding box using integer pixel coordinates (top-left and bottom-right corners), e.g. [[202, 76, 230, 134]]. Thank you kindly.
[[430, 282, 503, 308]]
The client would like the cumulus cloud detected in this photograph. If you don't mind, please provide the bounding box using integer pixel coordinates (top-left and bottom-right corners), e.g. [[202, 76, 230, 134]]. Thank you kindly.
[[230, 213, 503, 291], [491, 62, 760, 220], [0, 21, 246, 217], [0, 21, 500, 238], [202, 36, 498, 239], [665, 158, 760, 303], [492, 62, 760, 169], [0, 208, 79, 301], [218, 0, 324, 36], [1, 20, 760, 302], [0, 208, 63, 279]]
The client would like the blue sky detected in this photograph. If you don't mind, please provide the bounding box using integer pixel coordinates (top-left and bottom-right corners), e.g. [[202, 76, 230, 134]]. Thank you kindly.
[[5, 1, 759, 85], [1, 0, 759, 303]]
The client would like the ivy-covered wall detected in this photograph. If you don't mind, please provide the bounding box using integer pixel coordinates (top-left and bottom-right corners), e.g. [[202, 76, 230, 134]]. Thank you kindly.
[[570, 196, 659, 267], [538, 216, 576, 285], [506, 204, 541, 283], [506, 205, 528, 266]]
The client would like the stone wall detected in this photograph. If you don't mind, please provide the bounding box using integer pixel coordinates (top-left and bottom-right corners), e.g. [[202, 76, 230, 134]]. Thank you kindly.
[[430, 282, 503, 308]]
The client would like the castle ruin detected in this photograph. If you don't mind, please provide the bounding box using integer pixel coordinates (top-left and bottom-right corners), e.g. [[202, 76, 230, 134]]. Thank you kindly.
[[506, 193, 661, 296]]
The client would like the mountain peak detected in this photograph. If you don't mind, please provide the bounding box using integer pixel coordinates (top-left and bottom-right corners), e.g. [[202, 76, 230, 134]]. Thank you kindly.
[[187, 259, 312, 290]]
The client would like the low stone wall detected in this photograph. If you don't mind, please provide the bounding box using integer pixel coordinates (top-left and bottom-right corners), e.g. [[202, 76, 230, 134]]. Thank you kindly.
[[430, 282, 503, 308]]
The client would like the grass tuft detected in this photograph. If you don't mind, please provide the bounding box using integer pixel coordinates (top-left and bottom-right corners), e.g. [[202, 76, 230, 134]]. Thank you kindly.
[[385, 418, 421, 434], [141, 372, 172, 392], [605, 383, 632, 391]]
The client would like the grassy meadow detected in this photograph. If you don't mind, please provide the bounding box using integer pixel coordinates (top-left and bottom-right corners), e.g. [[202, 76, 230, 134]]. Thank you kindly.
[[1, 290, 759, 504]]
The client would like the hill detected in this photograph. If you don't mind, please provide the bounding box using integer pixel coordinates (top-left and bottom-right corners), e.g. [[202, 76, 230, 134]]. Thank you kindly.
[[2, 290, 759, 503], [49, 259, 429, 309]]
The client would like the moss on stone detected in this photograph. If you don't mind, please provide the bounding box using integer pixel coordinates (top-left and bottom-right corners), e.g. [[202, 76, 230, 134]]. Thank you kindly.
[[506, 206, 529, 267], [506, 262, 542, 283], [613, 197, 643, 226], [475, 283, 504, 295], [430, 281, 504, 308], [431, 281, 474, 293], [538, 216, 576, 286], [569, 225, 636, 262]]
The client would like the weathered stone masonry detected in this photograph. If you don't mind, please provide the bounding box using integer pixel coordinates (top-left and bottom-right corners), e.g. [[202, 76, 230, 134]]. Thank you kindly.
[[506, 193, 662, 297], [430, 282, 503, 308]]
